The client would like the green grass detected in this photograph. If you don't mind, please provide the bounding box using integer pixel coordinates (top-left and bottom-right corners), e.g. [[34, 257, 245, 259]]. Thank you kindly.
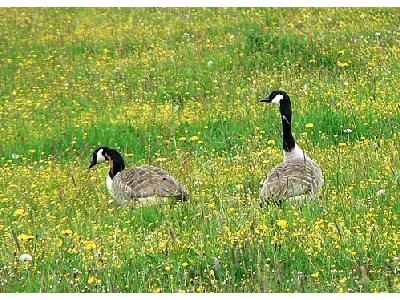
[[0, 8, 399, 292]]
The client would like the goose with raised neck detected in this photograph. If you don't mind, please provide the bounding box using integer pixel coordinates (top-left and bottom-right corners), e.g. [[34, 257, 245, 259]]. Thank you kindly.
[[259, 91, 323, 205]]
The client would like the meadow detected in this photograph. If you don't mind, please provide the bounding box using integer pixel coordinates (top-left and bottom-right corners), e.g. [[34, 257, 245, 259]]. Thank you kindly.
[[0, 8, 399, 292]]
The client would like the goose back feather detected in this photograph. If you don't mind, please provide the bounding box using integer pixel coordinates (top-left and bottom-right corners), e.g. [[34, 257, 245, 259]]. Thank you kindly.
[[260, 158, 323, 204], [111, 165, 189, 206]]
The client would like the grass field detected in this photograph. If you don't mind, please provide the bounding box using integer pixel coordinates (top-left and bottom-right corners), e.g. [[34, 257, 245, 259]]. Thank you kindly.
[[0, 8, 399, 292]]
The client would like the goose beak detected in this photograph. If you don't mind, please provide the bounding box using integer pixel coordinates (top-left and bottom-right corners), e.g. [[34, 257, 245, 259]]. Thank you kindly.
[[259, 97, 271, 103]]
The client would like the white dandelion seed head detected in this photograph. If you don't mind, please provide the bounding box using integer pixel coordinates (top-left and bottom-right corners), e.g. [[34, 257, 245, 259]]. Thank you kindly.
[[19, 254, 32, 261]]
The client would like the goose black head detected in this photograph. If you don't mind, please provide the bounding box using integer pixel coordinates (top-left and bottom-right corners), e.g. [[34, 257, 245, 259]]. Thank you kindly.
[[260, 90, 292, 123], [88, 146, 126, 178], [259, 90, 290, 105], [88, 147, 110, 169]]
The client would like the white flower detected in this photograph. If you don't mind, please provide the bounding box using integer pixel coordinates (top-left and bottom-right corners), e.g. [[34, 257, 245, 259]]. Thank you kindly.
[[207, 60, 214, 66], [343, 128, 352, 134], [12, 153, 19, 159], [376, 189, 385, 196], [19, 254, 32, 261]]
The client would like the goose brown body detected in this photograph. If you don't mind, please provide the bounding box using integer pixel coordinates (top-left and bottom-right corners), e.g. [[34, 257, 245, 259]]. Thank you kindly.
[[259, 158, 323, 204], [89, 147, 189, 206], [110, 165, 189, 206]]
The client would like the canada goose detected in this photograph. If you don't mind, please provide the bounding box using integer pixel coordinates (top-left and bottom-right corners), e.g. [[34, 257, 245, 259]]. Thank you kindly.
[[88, 147, 189, 206], [259, 91, 323, 205]]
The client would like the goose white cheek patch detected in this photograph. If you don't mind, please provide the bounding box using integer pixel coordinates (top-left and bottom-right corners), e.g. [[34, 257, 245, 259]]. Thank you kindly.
[[271, 94, 283, 105], [96, 149, 106, 163]]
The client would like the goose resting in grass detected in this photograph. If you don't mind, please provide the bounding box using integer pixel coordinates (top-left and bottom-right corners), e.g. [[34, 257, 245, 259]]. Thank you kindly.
[[259, 91, 323, 206], [89, 147, 189, 206]]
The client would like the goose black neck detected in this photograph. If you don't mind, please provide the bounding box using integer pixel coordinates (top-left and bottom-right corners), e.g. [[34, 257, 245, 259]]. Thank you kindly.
[[107, 149, 125, 179], [279, 97, 296, 152]]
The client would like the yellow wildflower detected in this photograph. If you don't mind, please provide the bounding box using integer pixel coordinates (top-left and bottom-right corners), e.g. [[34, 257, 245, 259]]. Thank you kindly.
[[182, 262, 189, 267], [190, 135, 199, 141], [305, 123, 314, 128], [14, 208, 26, 217], [337, 61, 349, 68], [18, 234, 34, 241], [311, 272, 319, 279], [277, 220, 288, 229], [84, 240, 96, 250], [61, 229, 73, 236]]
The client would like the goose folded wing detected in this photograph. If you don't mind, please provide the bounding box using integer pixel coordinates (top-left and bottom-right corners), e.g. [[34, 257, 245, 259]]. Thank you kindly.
[[117, 166, 186, 199], [261, 159, 315, 199]]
